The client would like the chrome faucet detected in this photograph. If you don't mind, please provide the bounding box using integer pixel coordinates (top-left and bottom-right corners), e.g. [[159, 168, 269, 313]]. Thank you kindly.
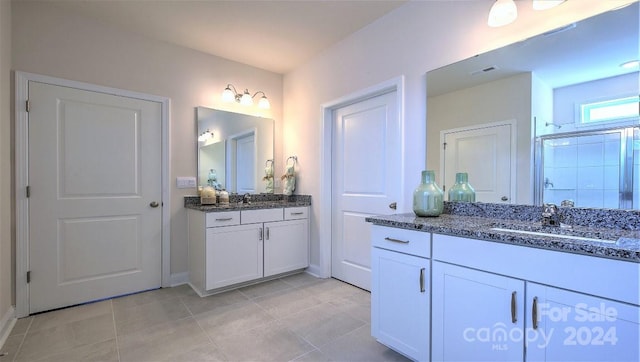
[[542, 203, 560, 227], [560, 199, 574, 207], [242, 193, 252, 204]]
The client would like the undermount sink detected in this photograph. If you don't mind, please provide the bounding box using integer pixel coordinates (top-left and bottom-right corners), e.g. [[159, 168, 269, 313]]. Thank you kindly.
[[490, 227, 618, 244]]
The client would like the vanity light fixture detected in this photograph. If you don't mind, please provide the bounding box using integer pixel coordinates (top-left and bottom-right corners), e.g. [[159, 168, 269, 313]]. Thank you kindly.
[[489, 0, 566, 28], [620, 60, 640, 69], [198, 129, 213, 142], [488, 0, 518, 27], [221, 84, 271, 109], [532, 0, 566, 11]]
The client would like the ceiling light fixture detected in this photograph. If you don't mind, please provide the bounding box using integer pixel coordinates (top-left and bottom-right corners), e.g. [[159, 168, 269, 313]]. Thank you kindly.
[[532, 0, 566, 11], [488, 0, 518, 27], [221, 84, 270, 109]]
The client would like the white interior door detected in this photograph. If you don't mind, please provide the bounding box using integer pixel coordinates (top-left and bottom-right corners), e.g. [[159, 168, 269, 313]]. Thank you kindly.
[[331, 91, 400, 291], [442, 123, 514, 203], [28, 81, 162, 314]]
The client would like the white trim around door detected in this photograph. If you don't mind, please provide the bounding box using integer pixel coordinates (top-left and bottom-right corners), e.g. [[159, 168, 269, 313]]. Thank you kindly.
[[317, 76, 405, 279], [14, 71, 171, 318]]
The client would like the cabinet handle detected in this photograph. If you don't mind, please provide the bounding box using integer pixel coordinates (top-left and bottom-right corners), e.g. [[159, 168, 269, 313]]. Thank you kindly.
[[258, 228, 263, 241], [266, 227, 270, 240], [215, 217, 233, 221], [290, 212, 304, 215], [419, 268, 426, 293], [384, 237, 409, 244], [511, 291, 517, 324], [532, 296, 538, 330]]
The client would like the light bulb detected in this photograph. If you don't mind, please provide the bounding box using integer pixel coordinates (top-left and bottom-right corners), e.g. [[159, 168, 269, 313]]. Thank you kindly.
[[258, 96, 270, 109], [221, 87, 235, 102], [621, 60, 640, 69], [488, 0, 517, 27], [240, 90, 253, 106], [532, 0, 565, 11]]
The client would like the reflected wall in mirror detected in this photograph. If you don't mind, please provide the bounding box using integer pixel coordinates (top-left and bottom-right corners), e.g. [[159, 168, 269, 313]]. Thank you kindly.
[[427, 2, 639, 209], [197, 107, 274, 194]]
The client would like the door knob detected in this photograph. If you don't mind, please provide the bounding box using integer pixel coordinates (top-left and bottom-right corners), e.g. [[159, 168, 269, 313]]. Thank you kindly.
[[150, 201, 160, 208], [389, 202, 397, 210], [501, 196, 508, 202]]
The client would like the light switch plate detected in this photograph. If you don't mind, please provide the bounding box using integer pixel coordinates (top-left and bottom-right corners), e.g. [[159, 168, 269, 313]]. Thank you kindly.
[[176, 177, 197, 189]]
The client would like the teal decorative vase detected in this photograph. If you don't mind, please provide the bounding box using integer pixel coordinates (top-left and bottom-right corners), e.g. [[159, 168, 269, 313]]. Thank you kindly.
[[448, 172, 476, 202], [413, 170, 444, 217]]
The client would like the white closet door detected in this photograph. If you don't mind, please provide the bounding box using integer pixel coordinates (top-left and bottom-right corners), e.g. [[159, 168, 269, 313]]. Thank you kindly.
[[28, 81, 162, 313], [331, 90, 400, 291]]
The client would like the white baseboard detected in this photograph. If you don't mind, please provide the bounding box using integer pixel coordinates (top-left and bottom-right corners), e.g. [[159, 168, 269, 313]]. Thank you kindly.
[[0, 306, 16, 351], [169, 272, 189, 287], [170, 269, 329, 289]]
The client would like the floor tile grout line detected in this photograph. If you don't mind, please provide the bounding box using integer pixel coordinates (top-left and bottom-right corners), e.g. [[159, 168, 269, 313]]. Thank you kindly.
[[288, 347, 322, 362], [249, 289, 324, 325], [8, 317, 34, 362], [278, 299, 370, 352], [190, 311, 232, 361], [177, 291, 235, 360], [109, 299, 121, 362]]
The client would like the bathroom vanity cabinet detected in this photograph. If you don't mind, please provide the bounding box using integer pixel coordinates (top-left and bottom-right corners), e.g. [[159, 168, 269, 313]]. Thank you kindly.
[[431, 234, 639, 361], [371, 225, 431, 361], [370, 222, 640, 362], [187, 206, 309, 295]]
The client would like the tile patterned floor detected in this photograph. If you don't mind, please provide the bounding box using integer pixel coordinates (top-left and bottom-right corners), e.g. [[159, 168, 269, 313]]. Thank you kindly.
[[0, 273, 410, 362]]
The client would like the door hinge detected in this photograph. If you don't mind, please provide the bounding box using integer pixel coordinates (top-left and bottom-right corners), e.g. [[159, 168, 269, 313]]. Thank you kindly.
[[443, 142, 447, 150], [27, 271, 31, 283], [26, 100, 31, 112], [26, 186, 30, 198]]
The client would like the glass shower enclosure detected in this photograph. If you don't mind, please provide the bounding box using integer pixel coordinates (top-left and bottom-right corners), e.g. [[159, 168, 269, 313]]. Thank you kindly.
[[535, 126, 639, 209]]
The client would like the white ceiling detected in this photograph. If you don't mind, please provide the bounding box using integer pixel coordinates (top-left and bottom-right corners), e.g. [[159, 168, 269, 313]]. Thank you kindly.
[[37, 0, 408, 74]]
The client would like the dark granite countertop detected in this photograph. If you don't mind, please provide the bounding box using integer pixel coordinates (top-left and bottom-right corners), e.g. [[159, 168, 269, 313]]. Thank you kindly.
[[184, 194, 311, 212], [366, 212, 640, 263]]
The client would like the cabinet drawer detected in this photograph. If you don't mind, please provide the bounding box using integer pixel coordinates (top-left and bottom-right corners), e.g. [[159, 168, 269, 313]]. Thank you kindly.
[[284, 207, 308, 220], [241, 208, 283, 224], [371, 224, 430, 258], [205, 211, 240, 227]]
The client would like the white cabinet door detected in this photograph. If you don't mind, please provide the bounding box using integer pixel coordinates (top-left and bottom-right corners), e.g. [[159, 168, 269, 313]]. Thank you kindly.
[[371, 247, 430, 361], [526, 283, 640, 362], [263, 219, 309, 277], [206, 224, 263, 290], [432, 262, 525, 361]]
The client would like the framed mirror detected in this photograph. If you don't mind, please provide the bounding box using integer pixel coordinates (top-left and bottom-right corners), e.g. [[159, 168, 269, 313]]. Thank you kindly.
[[196, 107, 274, 194], [427, 3, 639, 209]]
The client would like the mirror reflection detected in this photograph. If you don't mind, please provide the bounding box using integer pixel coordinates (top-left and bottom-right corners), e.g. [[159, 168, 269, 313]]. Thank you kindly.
[[196, 107, 274, 194], [427, 3, 639, 209]]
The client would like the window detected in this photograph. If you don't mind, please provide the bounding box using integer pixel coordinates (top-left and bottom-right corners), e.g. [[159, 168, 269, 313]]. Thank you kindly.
[[580, 96, 639, 124]]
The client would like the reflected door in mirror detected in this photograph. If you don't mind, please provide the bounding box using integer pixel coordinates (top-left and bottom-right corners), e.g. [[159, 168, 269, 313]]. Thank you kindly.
[[233, 133, 256, 194], [442, 122, 513, 203]]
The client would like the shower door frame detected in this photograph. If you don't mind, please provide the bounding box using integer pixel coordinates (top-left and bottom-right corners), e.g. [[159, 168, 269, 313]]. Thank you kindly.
[[534, 126, 638, 209]]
